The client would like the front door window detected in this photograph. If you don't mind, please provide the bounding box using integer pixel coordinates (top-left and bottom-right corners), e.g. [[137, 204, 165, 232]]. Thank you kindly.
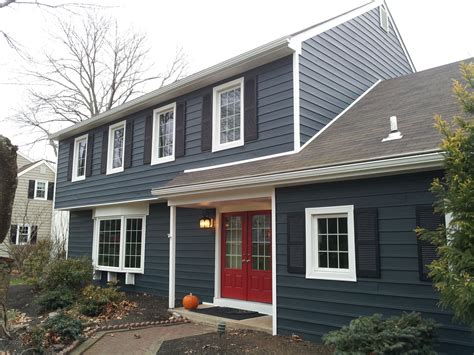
[[225, 216, 243, 269]]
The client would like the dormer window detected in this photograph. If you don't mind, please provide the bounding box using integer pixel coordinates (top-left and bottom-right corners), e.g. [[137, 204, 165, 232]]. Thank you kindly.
[[72, 134, 88, 182], [107, 121, 126, 175], [152, 103, 176, 165], [212, 78, 244, 152]]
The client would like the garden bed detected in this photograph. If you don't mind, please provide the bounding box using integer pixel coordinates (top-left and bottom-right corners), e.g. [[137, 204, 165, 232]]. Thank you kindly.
[[158, 329, 333, 354]]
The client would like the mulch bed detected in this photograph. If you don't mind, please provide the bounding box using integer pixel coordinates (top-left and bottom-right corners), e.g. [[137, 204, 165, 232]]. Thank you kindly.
[[0, 285, 172, 353], [158, 329, 333, 354]]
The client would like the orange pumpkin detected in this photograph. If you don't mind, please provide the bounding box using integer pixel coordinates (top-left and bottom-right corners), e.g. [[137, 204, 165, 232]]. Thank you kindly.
[[183, 293, 199, 310]]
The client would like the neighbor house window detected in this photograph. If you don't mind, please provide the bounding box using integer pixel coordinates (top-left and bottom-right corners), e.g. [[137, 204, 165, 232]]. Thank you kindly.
[[34, 180, 48, 200], [72, 134, 88, 182], [212, 77, 244, 152], [305, 205, 356, 282], [17, 225, 30, 245], [107, 121, 126, 174], [94, 215, 146, 273], [151, 103, 176, 165]]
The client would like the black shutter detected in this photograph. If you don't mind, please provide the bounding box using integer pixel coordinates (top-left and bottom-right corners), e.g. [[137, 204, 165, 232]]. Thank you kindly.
[[124, 119, 134, 169], [175, 102, 186, 158], [287, 212, 306, 274], [67, 141, 74, 181], [416, 205, 443, 281], [100, 130, 108, 174], [47, 182, 54, 201], [30, 225, 38, 244], [143, 114, 153, 164], [10, 225, 17, 245], [244, 76, 258, 142], [355, 208, 380, 278], [27, 180, 35, 199], [85, 133, 94, 177], [201, 93, 212, 152]]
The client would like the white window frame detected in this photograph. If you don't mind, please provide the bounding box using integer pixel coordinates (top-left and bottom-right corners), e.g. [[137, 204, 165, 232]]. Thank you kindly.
[[34, 180, 48, 200], [107, 121, 126, 175], [305, 205, 357, 282], [16, 224, 31, 245], [212, 77, 244, 152], [151, 102, 176, 165], [92, 215, 146, 274], [72, 134, 88, 182]]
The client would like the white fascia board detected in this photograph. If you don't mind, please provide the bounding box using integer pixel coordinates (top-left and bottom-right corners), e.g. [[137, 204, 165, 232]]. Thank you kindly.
[[55, 197, 162, 211], [17, 151, 33, 163], [152, 152, 443, 198], [18, 160, 55, 177], [49, 38, 293, 141]]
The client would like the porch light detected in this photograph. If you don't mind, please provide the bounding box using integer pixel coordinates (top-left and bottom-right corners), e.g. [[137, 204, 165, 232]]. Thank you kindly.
[[199, 216, 214, 229]]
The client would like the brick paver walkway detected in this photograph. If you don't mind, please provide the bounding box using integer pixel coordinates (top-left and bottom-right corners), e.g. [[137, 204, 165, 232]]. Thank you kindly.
[[75, 323, 214, 355]]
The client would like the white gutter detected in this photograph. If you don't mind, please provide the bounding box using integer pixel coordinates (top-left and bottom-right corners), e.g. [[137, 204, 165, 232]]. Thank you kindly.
[[151, 152, 443, 198]]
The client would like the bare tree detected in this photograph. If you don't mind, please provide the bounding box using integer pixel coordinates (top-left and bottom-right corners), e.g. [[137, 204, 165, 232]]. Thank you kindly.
[[8, 12, 188, 155]]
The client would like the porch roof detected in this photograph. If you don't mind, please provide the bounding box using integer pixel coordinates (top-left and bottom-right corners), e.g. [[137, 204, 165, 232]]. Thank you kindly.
[[153, 58, 470, 196]]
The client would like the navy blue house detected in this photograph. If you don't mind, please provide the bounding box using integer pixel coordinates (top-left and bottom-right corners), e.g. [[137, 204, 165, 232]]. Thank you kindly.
[[51, 1, 474, 353]]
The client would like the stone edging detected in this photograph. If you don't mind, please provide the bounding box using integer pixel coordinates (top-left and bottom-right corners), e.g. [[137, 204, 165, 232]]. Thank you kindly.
[[58, 317, 190, 354]]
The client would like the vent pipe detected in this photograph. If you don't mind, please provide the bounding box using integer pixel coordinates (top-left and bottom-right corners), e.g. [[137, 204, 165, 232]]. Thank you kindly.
[[382, 116, 403, 142]]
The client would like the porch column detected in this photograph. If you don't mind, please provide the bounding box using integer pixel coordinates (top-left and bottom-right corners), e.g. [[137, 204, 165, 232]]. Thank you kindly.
[[168, 206, 176, 309]]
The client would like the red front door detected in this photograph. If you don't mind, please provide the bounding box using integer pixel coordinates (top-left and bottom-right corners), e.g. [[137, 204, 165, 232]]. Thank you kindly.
[[221, 211, 272, 304]]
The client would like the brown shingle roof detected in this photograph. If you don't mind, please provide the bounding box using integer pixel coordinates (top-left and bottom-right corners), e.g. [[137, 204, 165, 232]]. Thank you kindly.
[[160, 58, 471, 190]]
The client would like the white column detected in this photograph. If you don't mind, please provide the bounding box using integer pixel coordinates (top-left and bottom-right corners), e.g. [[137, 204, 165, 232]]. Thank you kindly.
[[168, 206, 176, 309], [271, 188, 277, 335]]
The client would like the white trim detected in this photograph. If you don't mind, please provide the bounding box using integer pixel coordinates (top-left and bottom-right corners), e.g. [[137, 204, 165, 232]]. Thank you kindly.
[[18, 160, 55, 177], [152, 152, 444, 198], [214, 207, 221, 300], [93, 215, 146, 274], [292, 51, 300, 150], [184, 150, 295, 173], [168, 206, 176, 309], [71, 134, 88, 182], [34, 180, 48, 200], [299, 80, 381, 151], [15, 224, 31, 245], [212, 77, 245, 152], [17, 151, 33, 163], [305, 205, 357, 282], [379, 4, 389, 33], [213, 298, 272, 315], [271, 188, 277, 335], [106, 121, 126, 175], [93, 202, 150, 218], [151, 102, 176, 165], [56, 197, 161, 212]]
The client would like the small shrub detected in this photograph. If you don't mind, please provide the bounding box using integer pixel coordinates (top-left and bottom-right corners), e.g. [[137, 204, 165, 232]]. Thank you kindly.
[[39, 257, 93, 292], [79, 284, 124, 317], [322, 312, 438, 354], [23, 239, 66, 286], [7, 243, 36, 272], [43, 313, 83, 341], [36, 288, 77, 311], [28, 325, 47, 350]]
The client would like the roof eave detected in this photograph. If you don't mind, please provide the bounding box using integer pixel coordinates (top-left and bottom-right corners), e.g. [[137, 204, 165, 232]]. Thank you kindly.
[[151, 151, 444, 198], [49, 37, 293, 141]]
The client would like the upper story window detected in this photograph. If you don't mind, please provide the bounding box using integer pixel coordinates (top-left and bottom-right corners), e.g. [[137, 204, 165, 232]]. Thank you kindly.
[[212, 77, 244, 152], [152, 103, 176, 165], [107, 121, 126, 175], [34, 180, 48, 200], [305, 205, 356, 282], [72, 134, 87, 182]]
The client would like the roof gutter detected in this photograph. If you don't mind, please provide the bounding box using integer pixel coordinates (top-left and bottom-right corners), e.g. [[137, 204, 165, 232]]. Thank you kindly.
[[151, 151, 444, 198], [49, 37, 292, 141]]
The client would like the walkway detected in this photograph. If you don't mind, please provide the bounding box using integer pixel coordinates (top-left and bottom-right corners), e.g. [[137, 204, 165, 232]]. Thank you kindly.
[[72, 323, 214, 355]]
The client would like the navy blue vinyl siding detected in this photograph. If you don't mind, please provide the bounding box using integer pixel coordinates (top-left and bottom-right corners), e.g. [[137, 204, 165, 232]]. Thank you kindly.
[[299, 7, 413, 144], [175, 208, 215, 304], [55, 57, 294, 209], [276, 172, 474, 354], [68, 210, 93, 258]]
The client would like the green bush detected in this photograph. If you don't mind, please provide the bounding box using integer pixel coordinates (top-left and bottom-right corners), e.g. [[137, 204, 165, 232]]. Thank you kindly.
[[43, 313, 83, 341], [22, 239, 66, 286], [39, 257, 93, 292], [79, 284, 124, 317], [322, 312, 438, 354], [36, 287, 77, 311], [29, 325, 47, 350]]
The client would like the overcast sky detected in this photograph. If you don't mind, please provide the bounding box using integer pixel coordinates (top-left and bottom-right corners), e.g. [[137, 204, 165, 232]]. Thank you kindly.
[[0, 0, 473, 161]]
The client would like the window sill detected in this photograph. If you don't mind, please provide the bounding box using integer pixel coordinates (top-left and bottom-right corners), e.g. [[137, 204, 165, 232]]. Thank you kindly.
[[306, 270, 357, 282], [34, 197, 47, 201], [151, 155, 175, 166], [71, 175, 85, 183], [212, 140, 244, 153], [106, 167, 124, 175], [95, 266, 144, 274]]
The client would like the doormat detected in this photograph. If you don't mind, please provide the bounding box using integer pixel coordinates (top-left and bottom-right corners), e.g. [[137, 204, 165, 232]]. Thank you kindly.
[[191, 306, 265, 320]]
